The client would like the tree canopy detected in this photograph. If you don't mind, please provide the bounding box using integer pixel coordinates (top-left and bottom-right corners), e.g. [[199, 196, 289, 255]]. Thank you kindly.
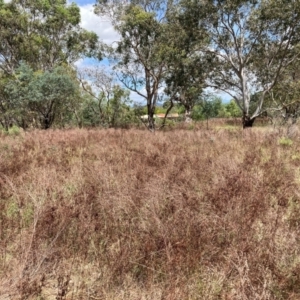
[[1, 0, 300, 129]]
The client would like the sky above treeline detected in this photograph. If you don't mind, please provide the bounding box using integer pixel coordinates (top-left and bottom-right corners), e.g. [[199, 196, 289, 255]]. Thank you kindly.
[[71, 0, 120, 52]]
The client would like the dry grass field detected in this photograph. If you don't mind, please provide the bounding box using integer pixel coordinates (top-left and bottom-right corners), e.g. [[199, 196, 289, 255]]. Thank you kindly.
[[1, 124, 300, 299]]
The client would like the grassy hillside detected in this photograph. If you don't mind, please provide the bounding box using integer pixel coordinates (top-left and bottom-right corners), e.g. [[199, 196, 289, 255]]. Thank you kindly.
[[0, 126, 300, 299]]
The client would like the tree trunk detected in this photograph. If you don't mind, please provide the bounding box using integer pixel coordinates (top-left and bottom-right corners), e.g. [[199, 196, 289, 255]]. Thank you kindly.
[[19, 118, 28, 130], [147, 103, 156, 132], [43, 117, 50, 129], [161, 99, 174, 128], [148, 113, 155, 131], [242, 113, 256, 128], [185, 105, 192, 122], [41, 113, 54, 129], [73, 109, 82, 128]]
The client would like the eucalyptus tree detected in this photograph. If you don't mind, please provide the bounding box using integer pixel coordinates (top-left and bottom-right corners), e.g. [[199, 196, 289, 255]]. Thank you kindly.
[[181, 0, 300, 127], [163, 1, 211, 122], [0, 0, 100, 74], [164, 63, 204, 121], [262, 58, 300, 123], [95, 0, 178, 130], [164, 48, 208, 122]]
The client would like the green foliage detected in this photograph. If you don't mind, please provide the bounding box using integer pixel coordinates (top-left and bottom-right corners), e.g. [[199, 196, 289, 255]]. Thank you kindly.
[[0, 0, 101, 130], [225, 100, 241, 118], [5, 63, 77, 129], [81, 85, 133, 128], [191, 97, 241, 120], [0, 0, 100, 73], [163, 2, 209, 119], [6, 198, 19, 219], [133, 104, 147, 118], [4, 125, 21, 136], [192, 96, 222, 120], [78, 67, 134, 128]]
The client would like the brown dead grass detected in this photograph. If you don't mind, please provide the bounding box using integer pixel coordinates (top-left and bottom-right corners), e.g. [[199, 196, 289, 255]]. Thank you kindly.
[[0, 126, 300, 299]]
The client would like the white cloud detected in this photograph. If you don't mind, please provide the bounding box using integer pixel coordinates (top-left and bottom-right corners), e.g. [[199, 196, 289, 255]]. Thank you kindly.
[[4, 1, 119, 46], [74, 4, 122, 78], [74, 58, 85, 69], [79, 4, 120, 46]]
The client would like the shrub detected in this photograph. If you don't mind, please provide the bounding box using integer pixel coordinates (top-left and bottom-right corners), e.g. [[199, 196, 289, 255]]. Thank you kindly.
[[279, 137, 293, 146]]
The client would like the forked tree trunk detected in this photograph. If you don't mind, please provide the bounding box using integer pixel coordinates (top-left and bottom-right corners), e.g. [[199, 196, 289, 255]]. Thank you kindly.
[[41, 113, 55, 129], [243, 112, 256, 128]]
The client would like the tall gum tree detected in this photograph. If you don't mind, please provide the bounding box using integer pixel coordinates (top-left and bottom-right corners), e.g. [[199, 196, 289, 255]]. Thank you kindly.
[[163, 0, 215, 122], [163, 7, 210, 122], [165, 59, 205, 122], [182, 0, 300, 127], [95, 0, 177, 131], [115, 5, 167, 131]]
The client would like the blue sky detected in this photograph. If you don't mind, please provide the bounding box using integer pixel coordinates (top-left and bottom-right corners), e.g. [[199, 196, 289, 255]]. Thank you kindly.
[[73, 0, 94, 5]]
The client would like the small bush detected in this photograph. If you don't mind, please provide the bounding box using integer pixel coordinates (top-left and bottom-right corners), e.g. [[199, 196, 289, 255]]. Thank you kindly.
[[3, 125, 21, 136], [279, 137, 293, 146]]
